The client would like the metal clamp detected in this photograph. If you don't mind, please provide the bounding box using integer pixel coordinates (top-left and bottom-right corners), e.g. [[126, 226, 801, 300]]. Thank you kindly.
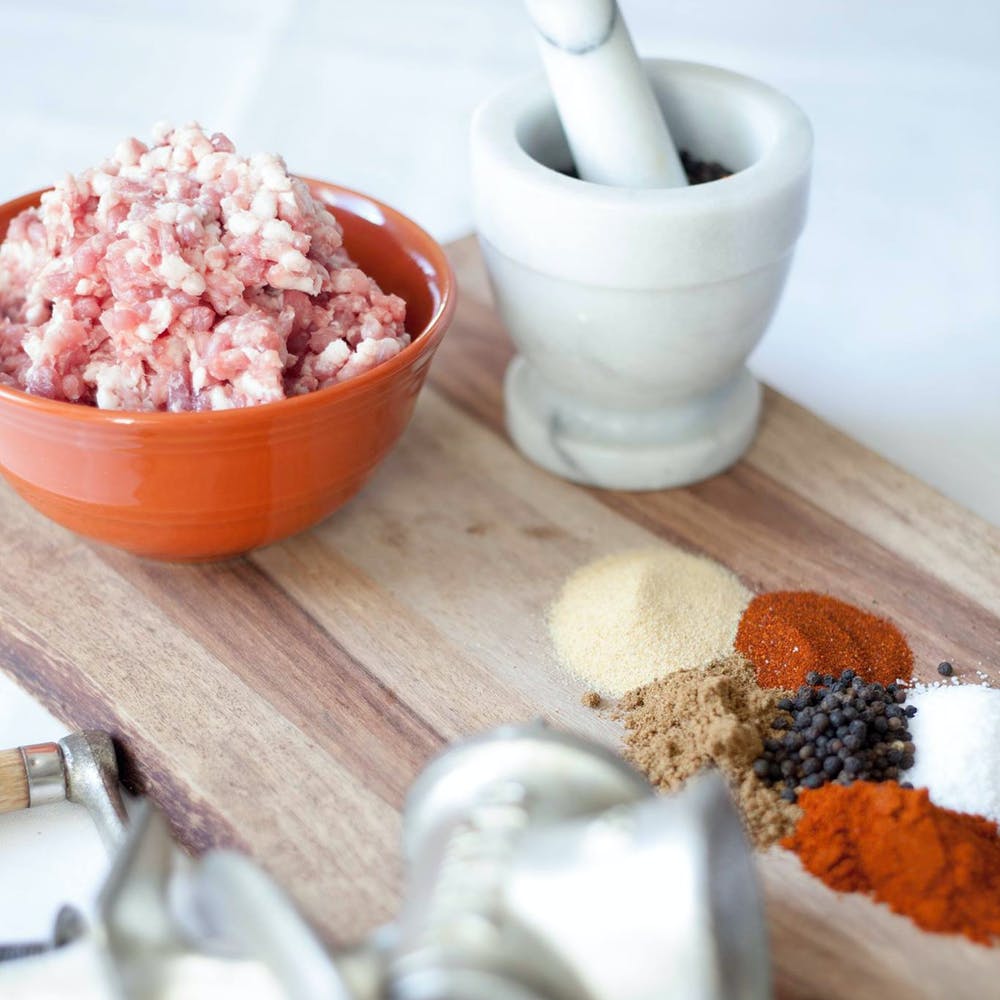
[[20, 743, 66, 807]]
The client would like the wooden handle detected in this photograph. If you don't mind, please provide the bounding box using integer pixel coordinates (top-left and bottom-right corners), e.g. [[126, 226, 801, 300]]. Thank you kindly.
[[0, 748, 28, 813]]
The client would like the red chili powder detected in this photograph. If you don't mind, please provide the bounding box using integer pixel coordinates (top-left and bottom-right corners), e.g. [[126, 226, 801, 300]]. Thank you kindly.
[[735, 591, 912, 689], [785, 782, 1000, 944]]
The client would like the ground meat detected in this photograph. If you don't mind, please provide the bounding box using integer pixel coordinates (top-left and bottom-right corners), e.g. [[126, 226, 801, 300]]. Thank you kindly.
[[0, 123, 408, 411]]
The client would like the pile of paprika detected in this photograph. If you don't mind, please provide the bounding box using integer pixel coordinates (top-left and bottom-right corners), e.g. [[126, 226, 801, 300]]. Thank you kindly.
[[735, 591, 912, 689], [784, 781, 1000, 944]]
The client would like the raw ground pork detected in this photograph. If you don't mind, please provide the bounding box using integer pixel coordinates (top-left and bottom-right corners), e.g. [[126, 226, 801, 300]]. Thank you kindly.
[[0, 123, 408, 411]]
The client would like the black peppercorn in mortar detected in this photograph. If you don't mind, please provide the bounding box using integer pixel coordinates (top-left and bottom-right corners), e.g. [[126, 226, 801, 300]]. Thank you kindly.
[[678, 150, 731, 185], [562, 151, 732, 186], [752, 669, 917, 803]]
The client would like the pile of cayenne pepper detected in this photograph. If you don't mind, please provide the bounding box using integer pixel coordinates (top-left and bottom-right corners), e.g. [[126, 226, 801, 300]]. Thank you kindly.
[[786, 782, 1000, 943]]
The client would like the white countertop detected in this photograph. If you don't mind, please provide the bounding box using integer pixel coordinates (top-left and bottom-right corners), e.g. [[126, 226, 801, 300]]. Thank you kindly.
[[0, 0, 997, 947]]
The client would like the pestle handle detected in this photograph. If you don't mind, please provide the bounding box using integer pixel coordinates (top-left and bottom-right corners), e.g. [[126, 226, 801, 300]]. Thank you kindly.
[[524, 0, 687, 189]]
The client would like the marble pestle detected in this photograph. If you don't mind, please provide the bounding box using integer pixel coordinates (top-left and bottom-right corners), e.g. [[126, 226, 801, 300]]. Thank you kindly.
[[523, 0, 687, 188]]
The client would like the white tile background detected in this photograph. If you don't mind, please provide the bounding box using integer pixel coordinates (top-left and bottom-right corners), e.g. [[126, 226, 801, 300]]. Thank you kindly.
[[0, 0, 997, 943]]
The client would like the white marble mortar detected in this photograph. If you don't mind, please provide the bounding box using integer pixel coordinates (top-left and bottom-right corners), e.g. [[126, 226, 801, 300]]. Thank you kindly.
[[470, 59, 813, 490]]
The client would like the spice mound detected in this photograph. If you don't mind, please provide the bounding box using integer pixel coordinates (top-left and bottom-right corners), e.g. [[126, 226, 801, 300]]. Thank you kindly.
[[753, 669, 916, 803], [617, 655, 799, 847], [785, 781, 1000, 944], [735, 591, 913, 689], [549, 546, 751, 696], [907, 683, 1000, 827], [0, 123, 408, 411]]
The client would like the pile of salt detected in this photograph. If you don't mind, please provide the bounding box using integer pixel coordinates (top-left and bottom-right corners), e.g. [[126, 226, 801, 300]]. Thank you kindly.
[[906, 683, 1000, 826]]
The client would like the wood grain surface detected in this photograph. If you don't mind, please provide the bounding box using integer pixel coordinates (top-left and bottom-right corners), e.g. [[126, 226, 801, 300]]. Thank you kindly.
[[1, 237, 999, 998]]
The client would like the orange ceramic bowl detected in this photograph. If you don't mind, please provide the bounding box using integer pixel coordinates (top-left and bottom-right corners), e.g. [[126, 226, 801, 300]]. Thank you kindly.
[[0, 180, 456, 561]]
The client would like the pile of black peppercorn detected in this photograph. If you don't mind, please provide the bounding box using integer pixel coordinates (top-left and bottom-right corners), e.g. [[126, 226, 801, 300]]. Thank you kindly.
[[753, 669, 917, 803]]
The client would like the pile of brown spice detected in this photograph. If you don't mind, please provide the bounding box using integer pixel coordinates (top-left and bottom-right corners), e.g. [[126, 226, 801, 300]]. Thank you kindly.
[[615, 654, 799, 847]]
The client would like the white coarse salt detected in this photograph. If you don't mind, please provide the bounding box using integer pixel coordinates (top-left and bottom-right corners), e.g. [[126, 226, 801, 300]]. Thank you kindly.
[[906, 682, 1000, 827]]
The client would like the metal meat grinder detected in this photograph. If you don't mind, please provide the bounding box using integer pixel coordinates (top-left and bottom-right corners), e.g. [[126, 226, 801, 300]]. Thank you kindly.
[[0, 724, 772, 999]]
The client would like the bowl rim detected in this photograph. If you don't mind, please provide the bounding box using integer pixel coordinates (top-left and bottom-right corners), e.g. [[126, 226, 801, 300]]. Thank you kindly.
[[0, 178, 457, 425]]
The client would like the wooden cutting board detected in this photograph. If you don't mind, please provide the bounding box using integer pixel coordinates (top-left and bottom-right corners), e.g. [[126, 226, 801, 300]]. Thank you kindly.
[[1, 237, 999, 998]]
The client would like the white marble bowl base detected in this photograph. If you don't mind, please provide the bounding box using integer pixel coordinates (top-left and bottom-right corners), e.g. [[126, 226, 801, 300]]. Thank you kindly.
[[504, 357, 761, 491], [470, 59, 813, 490]]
